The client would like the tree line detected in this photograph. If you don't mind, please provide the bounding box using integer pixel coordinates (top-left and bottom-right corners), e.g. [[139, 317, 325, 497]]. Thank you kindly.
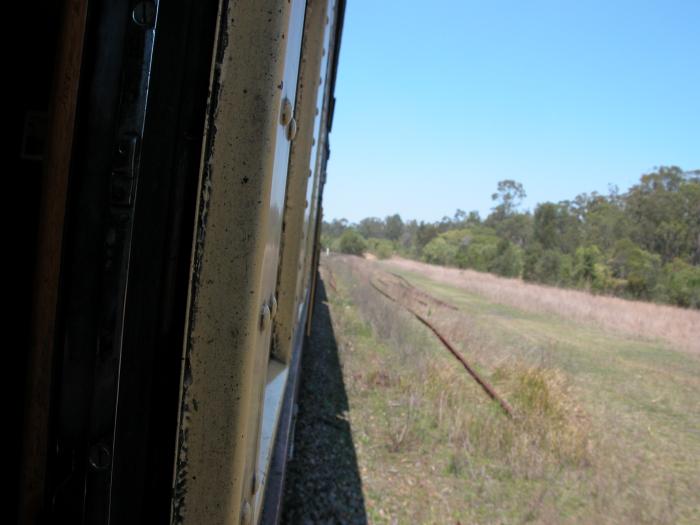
[[322, 166, 700, 309]]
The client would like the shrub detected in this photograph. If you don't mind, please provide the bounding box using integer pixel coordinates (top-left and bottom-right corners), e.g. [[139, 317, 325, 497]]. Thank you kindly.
[[572, 245, 612, 292], [657, 259, 700, 308], [523, 244, 567, 285], [422, 237, 457, 266], [339, 230, 367, 256], [367, 238, 394, 259], [610, 239, 661, 299], [455, 238, 499, 271], [487, 239, 523, 278]]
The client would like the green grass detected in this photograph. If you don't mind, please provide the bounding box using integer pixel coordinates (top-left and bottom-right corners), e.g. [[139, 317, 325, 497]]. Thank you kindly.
[[323, 257, 700, 524]]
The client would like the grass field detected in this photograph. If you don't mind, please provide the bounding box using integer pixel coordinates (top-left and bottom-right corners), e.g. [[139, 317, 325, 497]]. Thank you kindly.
[[320, 254, 700, 524]]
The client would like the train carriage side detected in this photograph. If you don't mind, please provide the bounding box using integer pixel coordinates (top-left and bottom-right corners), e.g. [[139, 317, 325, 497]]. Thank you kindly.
[[17, 1, 345, 523]]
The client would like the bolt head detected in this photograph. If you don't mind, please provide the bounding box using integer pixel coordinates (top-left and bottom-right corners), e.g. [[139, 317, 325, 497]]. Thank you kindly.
[[260, 303, 271, 331], [132, 1, 156, 28], [270, 295, 278, 318], [280, 98, 293, 126], [286, 118, 298, 141], [240, 499, 252, 524], [88, 443, 111, 471]]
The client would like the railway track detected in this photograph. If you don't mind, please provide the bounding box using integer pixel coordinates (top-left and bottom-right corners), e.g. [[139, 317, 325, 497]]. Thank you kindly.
[[323, 260, 513, 418], [368, 276, 514, 418]]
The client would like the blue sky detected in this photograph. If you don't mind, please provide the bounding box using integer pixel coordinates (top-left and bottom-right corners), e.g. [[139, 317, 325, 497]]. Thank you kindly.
[[324, 0, 700, 222]]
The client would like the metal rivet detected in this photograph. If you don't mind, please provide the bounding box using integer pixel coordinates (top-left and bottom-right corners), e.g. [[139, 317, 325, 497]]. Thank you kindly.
[[88, 443, 111, 471], [240, 499, 251, 524], [270, 295, 278, 319], [260, 303, 271, 331], [280, 98, 293, 126], [286, 118, 297, 141], [132, 1, 156, 28]]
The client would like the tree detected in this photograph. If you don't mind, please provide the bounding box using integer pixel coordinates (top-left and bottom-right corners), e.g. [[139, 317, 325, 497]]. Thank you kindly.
[[384, 214, 404, 241], [357, 217, 384, 239], [581, 197, 630, 252], [466, 210, 482, 226], [453, 209, 467, 226], [522, 242, 568, 285], [454, 235, 499, 272], [490, 180, 526, 220], [609, 239, 661, 299], [531, 202, 583, 253], [488, 239, 523, 277], [537, 249, 567, 285], [573, 245, 601, 285], [323, 218, 349, 238], [439, 215, 456, 232], [325, 166, 700, 309], [422, 237, 457, 266], [367, 238, 394, 259], [495, 212, 533, 247], [533, 203, 558, 250], [399, 219, 418, 251], [338, 230, 367, 256], [415, 222, 438, 251], [571, 245, 612, 291], [658, 259, 700, 308], [624, 166, 700, 262]]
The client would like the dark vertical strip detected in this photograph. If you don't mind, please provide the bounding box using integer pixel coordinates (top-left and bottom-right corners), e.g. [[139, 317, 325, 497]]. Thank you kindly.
[[19, 1, 88, 523], [110, 1, 220, 522]]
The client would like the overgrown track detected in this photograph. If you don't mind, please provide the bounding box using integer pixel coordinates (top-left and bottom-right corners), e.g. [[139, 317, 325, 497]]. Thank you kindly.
[[312, 255, 700, 523], [369, 277, 514, 418], [388, 271, 458, 311]]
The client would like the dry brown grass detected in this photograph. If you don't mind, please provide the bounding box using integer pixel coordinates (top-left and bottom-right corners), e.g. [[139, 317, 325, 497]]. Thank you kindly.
[[323, 256, 601, 522], [321, 254, 700, 523], [385, 257, 700, 354]]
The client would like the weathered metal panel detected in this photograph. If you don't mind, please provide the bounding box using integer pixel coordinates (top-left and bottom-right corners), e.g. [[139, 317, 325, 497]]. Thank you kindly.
[[172, 1, 305, 523], [299, 0, 342, 324], [274, 0, 334, 364], [246, 3, 307, 520]]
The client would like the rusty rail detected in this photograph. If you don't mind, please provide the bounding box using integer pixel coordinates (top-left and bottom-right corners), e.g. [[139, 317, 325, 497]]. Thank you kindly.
[[378, 277, 430, 308], [388, 272, 458, 311], [370, 279, 513, 418]]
